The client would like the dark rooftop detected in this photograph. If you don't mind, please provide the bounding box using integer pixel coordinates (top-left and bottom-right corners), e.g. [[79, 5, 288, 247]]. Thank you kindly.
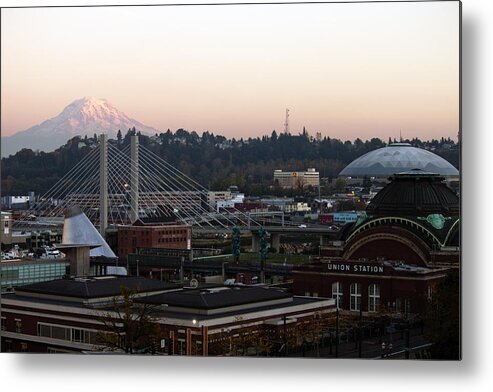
[[15, 275, 181, 299], [138, 286, 291, 310], [367, 170, 460, 217]]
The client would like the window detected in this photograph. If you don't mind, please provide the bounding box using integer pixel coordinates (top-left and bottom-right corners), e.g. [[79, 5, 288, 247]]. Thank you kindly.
[[40, 323, 98, 344], [4, 340, 12, 352], [395, 298, 402, 312], [368, 284, 380, 312], [178, 339, 185, 355], [15, 319, 22, 333], [331, 282, 343, 309], [404, 298, 411, 315], [47, 347, 74, 354], [350, 283, 361, 311], [72, 328, 84, 343], [51, 325, 70, 340], [38, 324, 51, 337], [1, 317, 6, 331]]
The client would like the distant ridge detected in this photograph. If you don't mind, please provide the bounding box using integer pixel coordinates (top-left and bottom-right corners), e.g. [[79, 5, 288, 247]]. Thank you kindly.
[[1, 97, 159, 157]]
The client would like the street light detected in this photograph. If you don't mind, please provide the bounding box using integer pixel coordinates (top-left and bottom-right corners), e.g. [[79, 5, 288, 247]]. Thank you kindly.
[[159, 304, 168, 355], [335, 307, 339, 358]]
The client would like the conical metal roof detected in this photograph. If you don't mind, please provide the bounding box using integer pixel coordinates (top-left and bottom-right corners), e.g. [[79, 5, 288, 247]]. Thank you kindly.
[[62, 206, 117, 259], [339, 143, 459, 177]]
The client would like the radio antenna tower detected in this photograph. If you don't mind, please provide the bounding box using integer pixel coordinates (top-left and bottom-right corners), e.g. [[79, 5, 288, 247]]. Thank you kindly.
[[284, 109, 290, 134]]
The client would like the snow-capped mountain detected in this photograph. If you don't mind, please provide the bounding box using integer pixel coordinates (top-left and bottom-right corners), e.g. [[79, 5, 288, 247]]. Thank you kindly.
[[1, 97, 159, 157]]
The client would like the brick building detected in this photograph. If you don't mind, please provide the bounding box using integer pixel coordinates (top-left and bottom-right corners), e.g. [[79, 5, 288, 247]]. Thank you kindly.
[[321, 170, 460, 268], [1, 276, 334, 355], [293, 260, 449, 315], [117, 221, 192, 263], [293, 170, 459, 318]]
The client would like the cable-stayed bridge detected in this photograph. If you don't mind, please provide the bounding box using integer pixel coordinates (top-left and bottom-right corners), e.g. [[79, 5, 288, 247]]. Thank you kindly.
[[12, 135, 298, 234]]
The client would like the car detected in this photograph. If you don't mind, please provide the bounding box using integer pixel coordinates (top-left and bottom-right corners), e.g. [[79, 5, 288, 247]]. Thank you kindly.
[[298, 224, 307, 228]]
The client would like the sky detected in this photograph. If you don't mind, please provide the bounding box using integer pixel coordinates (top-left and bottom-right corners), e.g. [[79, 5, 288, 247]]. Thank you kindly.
[[1, 1, 460, 141]]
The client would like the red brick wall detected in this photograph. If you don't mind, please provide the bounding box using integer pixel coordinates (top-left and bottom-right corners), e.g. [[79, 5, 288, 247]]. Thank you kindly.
[[293, 269, 442, 314], [118, 225, 191, 262]]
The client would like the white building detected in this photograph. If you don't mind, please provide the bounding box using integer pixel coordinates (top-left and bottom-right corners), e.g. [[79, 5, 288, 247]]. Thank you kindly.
[[1, 195, 32, 208], [274, 168, 320, 189], [207, 191, 232, 209], [216, 193, 245, 212], [285, 202, 312, 214]]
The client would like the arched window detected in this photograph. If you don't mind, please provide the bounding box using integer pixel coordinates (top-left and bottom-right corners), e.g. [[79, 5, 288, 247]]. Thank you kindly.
[[368, 284, 380, 312], [331, 282, 343, 309], [350, 283, 361, 311]]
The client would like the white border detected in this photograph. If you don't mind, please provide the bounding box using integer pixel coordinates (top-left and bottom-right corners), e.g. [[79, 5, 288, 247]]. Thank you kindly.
[[1, 0, 492, 391]]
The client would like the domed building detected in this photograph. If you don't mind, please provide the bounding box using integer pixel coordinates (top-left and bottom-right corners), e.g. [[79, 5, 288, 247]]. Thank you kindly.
[[293, 170, 459, 315], [338, 143, 459, 179], [341, 169, 460, 267]]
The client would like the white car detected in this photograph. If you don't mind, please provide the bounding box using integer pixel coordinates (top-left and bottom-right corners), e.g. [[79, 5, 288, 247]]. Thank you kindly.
[[298, 224, 307, 228]]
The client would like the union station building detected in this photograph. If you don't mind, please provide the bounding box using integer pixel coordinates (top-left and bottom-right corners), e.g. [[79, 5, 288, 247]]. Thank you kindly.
[[294, 169, 460, 316]]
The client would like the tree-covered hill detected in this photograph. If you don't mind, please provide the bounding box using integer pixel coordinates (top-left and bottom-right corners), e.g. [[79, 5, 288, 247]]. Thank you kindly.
[[1, 128, 460, 197]]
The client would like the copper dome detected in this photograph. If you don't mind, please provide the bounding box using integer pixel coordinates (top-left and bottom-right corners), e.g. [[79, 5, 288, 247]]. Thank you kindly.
[[366, 169, 460, 217]]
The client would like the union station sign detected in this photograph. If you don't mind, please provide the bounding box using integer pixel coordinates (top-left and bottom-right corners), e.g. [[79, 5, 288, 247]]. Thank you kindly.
[[327, 263, 384, 274]]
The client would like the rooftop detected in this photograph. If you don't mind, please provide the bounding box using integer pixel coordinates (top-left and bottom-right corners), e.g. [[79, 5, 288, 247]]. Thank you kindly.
[[14, 275, 181, 300], [138, 286, 291, 311], [339, 143, 459, 177], [366, 169, 460, 217]]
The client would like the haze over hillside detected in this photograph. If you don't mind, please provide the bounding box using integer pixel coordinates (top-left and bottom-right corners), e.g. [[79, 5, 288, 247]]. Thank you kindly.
[[1, 97, 159, 157]]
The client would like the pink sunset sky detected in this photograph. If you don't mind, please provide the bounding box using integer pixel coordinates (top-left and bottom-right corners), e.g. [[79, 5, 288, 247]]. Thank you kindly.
[[1, 1, 460, 141]]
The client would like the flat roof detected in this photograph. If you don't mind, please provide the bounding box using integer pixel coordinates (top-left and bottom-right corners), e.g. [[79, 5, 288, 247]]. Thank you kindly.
[[3, 289, 332, 322], [155, 296, 332, 322], [138, 286, 291, 310], [14, 275, 181, 299]]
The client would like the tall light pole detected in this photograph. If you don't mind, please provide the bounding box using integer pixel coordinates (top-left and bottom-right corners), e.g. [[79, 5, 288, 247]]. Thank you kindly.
[[335, 307, 339, 358]]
